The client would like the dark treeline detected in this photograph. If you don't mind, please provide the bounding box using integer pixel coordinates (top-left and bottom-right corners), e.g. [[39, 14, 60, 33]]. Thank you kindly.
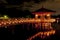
[[5, 0, 48, 5], [0, 4, 60, 18], [0, 5, 33, 18]]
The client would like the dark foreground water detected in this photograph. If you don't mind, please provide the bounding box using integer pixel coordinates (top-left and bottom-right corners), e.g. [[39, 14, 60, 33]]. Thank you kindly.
[[0, 23, 60, 40]]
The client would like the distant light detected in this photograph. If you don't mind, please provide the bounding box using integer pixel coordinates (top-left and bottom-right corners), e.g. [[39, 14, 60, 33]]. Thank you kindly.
[[3, 15, 9, 19], [35, 14, 38, 18], [47, 14, 50, 16], [4, 15, 7, 17], [35, 14, 38, 17]]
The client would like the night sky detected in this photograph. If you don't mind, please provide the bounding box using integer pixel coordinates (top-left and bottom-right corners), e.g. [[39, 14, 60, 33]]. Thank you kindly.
[[0, 0, 60, 17]]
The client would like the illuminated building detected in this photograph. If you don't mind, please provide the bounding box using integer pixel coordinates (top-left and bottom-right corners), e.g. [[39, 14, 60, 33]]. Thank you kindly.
[[27, 7, 56, 40]]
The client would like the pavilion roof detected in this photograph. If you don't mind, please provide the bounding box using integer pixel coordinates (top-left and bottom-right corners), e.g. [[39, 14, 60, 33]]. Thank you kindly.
[[36, 8, 55, 12], [32, 8, 56, 14]]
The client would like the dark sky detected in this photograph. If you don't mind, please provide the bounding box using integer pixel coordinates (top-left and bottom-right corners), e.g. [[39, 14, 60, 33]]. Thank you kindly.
[[0, 0, 60, 15]]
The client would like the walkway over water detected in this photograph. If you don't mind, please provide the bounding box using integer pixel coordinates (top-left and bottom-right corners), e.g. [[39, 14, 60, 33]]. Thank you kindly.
[[0, 18, 55, 27]]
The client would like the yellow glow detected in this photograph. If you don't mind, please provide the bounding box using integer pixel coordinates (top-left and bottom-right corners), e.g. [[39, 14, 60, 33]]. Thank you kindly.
[[35, 14, 38, 17], [27, 30, 55, 40], [4, 15, 6, 17], [47, 14, 50, 16], [4, 15, 9, 19]]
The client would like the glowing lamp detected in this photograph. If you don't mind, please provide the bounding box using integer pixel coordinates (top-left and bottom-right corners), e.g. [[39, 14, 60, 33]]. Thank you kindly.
[[4, 15, 9, 19], [47, 14, 50, 16]]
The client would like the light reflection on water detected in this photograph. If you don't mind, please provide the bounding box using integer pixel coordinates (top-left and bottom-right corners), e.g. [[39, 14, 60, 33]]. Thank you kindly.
[[0, 22, 60, 40]]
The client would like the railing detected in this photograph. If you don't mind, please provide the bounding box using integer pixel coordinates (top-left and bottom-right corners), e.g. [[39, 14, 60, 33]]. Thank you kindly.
[[0, 18, 55, 27]]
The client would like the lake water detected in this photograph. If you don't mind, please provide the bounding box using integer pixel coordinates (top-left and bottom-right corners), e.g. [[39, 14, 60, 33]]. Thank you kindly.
[[0, 22, 60, 40]]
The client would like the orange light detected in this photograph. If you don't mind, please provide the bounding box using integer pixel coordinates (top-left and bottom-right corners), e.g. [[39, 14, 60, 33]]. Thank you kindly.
[[12, 22, 15, 24], [35, 14, 38, 18], [1, 22, 4, 24], [0, 24, 1, 25], [47, 32, 49, 36], [3, 23, 6, 25], [8, 22, 11, 24], [40, 32, 43, 35], [27, 30, 55, 40], [47, 14, 50, 16]]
